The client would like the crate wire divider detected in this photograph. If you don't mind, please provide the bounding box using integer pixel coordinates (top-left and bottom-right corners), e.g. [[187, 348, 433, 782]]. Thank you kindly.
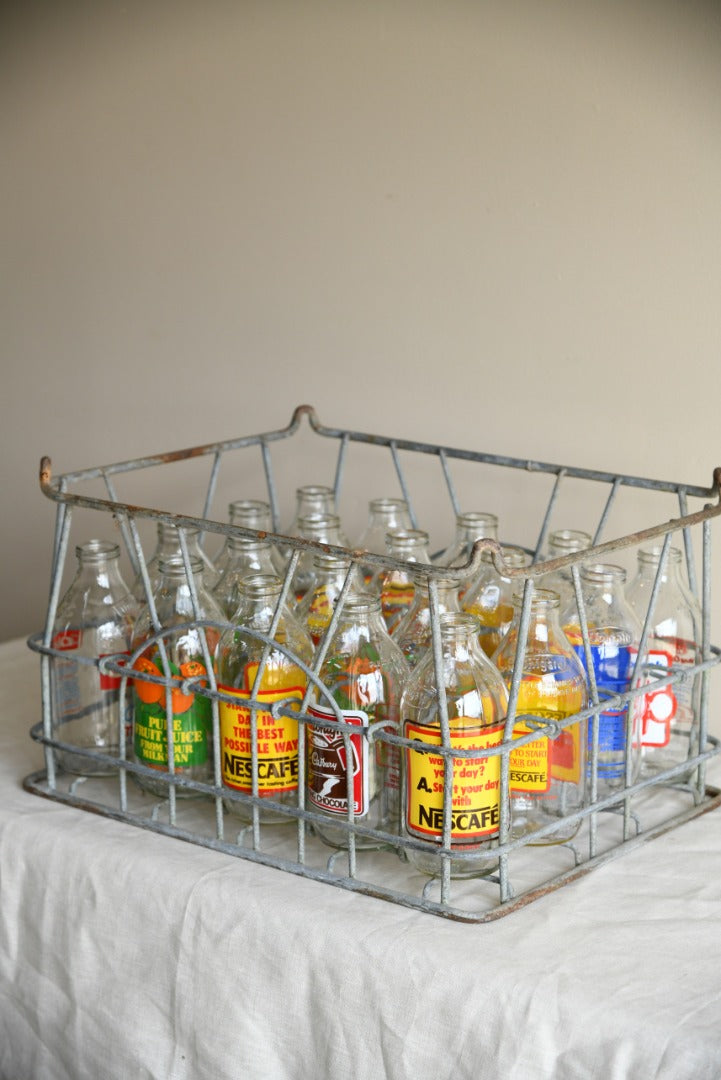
[[26, 405, 721, 922]]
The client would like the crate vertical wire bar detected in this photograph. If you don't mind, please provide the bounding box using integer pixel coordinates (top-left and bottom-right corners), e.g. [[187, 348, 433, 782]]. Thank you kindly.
[[533, 469, 566, 562], [499, 575, 534, 903], [333, 433, 349, 507], [200, 449, 224, 547], [678, 489, 699, 599], [41, 499, 74, 791], [625, 532, 673, 839], [177, 528, 224, 840], [427, 578, 452, 903], [295, 562, 362, 865], [438, 449, 461, 520], [125, 516, 177, 825], [389, 441, 418, 530], [593, 477, 622, 545], [699, 517, 712, 796], [101, 472, 139, 578], [260, 439, 281, 532], [571, 563, 601, 859]]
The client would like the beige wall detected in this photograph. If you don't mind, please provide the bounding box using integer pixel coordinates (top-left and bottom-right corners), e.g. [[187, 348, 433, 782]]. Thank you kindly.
[[3, 1, 721, 712]]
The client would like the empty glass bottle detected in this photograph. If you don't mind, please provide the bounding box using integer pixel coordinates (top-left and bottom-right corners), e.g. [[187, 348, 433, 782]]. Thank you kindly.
[[539, 529, 593, 611], [132, 523, 216, 603], [306, 593, 409, 848], [51, 539, 137, 775], [562, 564, 642, 794], [356, 498, 413, 582], [290, 512, 345, 603], [214, 499, 273, 581], [401, 613, 509, 878], [627, 545, 702, 779], [215, 574, 313, 823], [131, 555, 222, 796], [295, 553, 362, 646], [213, 537, 278, 619], [494, 589, 587, 843], [392, 573, 460, 669], [462, 546, 531, 658], [436, 511, 499, 569], [375, 529, 432, 634]]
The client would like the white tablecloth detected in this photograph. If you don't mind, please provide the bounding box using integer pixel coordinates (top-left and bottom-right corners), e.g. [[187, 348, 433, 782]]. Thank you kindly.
[[2, 636, 721, 1080]]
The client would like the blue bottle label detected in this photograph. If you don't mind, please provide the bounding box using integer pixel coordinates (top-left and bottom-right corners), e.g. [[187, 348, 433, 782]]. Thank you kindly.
[[573, 642, 634, 779]]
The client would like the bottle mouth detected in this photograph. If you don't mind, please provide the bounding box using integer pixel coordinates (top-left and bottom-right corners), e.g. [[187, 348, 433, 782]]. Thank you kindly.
[[369, 497, 408, 513], [580, 562, 626, 584], [157, 522, 200, 541], [335, 593, 381, 616], [548, 529, 592, 553], [238, 573, 283, 600], [228, 499, 271, 526], [456, 511, 498, 530], [637, 545, 682, 566], [157, 554, 204, 577], [297, 485, 334, 497], [480, 545, 530, 569], [385, 528, 429, 551], [511, 587, 560, 609], [76, 539, 120, 562], [312, 553, 352, 571], [228, 535, 271, 553], [298, 513, 341, 536], [438, 612, 480, 637]]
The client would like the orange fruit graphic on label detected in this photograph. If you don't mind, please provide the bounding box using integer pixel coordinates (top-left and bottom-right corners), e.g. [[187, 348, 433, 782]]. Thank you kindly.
[[133, 656, 163, 704]]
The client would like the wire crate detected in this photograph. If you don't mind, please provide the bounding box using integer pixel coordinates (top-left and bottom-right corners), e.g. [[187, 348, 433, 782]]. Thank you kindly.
[[26, 405, 721, 921]]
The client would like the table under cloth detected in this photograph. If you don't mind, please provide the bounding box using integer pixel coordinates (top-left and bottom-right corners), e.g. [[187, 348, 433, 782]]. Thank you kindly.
[[2, 635, 721, 1079]]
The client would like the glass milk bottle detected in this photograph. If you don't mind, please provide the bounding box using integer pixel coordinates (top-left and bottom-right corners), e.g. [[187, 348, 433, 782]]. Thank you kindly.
[[356, 498, 413, 583], [374, 529, 432, 634], [132, 523, 216, 602], [214, 499, 273, 581], [402, 613, 509, 878], [539, 529, 593, 611], [494, 589, 587, 843], [562, 564, 642, 794], [627, 545, 702, 779], [213, 537, 278, 619], [295, 553, 362, 647], [51, 539, 137, 775], [392, 574, 460, 669], [131, 555, 222, 797], [215, 575, 313, 823], [462, 545, 531, 658], [306, 594, 409, 848], [436, 511, 499, 568], [290, 512, 345, 603]]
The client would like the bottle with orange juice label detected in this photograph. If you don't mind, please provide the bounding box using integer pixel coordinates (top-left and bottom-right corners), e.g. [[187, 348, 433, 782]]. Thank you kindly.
[[131, 555, 222, 797], [215, 574, 313, 823]]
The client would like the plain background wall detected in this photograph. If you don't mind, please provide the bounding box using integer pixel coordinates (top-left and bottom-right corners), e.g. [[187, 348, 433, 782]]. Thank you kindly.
[[3, 0, 721, 725]]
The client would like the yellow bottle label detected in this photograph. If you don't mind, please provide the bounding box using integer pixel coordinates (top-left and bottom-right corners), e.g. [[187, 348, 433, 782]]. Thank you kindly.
[[404, 720, 504, 841], [509, 677, 584, 791], [305, 586, 333, 646], [219, 661, 306, 795], [509, 721, 551, 793]]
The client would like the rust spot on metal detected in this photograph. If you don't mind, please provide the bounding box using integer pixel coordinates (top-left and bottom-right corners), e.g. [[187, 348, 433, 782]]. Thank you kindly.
[[39, 456, 52, 489]]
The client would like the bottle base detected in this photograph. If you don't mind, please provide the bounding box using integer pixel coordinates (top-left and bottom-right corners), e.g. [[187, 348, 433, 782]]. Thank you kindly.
[[405, 842, 499, 880]]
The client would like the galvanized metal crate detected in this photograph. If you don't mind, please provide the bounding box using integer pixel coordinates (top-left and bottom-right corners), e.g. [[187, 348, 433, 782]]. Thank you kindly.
[[26, 405, 721, 921]]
